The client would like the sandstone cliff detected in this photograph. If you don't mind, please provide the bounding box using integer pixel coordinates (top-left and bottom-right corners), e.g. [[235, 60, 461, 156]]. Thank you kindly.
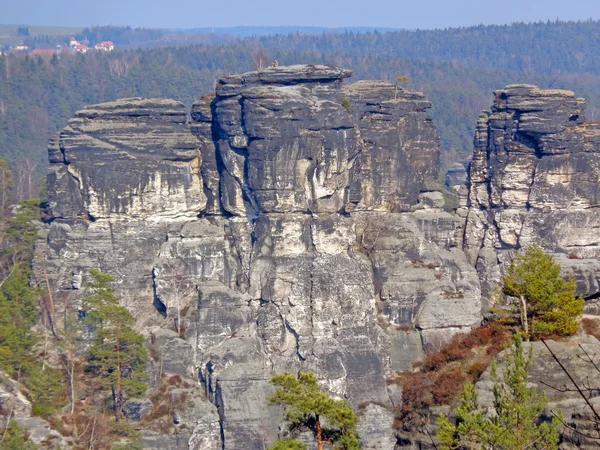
[[464, 85, 600, 306], [38, 65, 483, 449], [37, 69, 600, 449]]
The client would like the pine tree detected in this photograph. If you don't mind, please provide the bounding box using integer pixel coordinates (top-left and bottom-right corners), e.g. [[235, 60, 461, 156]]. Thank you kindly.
[[0, 199, 41, 287], [0, 200, 43, 378], [83, 269, 148, 420], [268, 440, 307, 450], [0, 421, 38, 450], [0, 160, 13, 212], [268, 372, 360, 450], [503, 245, 584, 340], [438, 333, 560, 449]]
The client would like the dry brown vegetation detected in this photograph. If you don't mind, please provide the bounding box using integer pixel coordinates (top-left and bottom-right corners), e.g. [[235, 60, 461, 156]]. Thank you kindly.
[[391, 322, 512, 431], [582, 317, 600, 340], [140, 375, 195, 434]]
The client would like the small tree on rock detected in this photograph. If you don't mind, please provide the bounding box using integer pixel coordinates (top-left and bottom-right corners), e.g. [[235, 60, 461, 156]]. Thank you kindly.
[[268, 372, 360, 450], [394, 75, 409, 99], [503, 245, 584, 340], [269, 439, 308, 450], [438, 333, 560, 449]]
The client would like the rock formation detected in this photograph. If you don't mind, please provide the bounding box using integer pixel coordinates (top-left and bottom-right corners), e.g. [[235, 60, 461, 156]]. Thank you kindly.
[[37, 65, 484, 449], [36, 69, 600, 448], [464, 84, 600, 306]]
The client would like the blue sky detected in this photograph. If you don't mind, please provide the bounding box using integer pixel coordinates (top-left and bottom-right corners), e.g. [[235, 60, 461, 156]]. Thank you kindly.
[[4, 0, 600, 29]]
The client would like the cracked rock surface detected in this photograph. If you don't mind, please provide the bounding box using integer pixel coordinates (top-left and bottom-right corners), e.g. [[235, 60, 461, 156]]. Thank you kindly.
[[463, 84, 600, 307], [37, 71, 600, 449]]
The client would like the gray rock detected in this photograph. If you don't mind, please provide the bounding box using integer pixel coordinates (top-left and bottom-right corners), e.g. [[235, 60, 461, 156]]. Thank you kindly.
[[150, 328, 194, 378], [445, 162, 468, 187], [37, 66, 522, 449], [167, 389, 222, 450], [464, 85, 600, 304], [140, 430, 190, 450], [123, 398, 155, 422], [357, 403, 397, 449], [0, 371, 68, 449]]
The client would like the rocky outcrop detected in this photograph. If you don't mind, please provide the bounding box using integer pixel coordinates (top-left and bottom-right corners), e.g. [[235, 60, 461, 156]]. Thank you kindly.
[[186, 66, 480, 447], [42, 98, 207, 319], [37, 67, 600, 449], [464, 85, 600, 304], [37, 66, 487, 448]]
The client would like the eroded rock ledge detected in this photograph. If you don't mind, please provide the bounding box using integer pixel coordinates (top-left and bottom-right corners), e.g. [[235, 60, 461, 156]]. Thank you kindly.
[[36, 69, 600, 448], [464, 84, 600, 306]]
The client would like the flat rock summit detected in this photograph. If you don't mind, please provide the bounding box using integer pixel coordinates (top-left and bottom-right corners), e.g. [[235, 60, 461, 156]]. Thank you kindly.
[[34, 66, 600, 449]]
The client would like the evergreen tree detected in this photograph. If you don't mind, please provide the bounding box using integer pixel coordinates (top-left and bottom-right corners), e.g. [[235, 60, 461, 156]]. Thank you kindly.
[[0, 266, 40, 377], [0, 199, 66, 416], [0, 199, 41, 285], [0, 160, 13, 211], [0, 200, 43, 377], [0, 422, 38, 450], [268, 372, 360, 450], [269, 439, 307, 450], [83, 269, 148, 420], [438, 333, 560, 450], [503, 245, 585, 340]]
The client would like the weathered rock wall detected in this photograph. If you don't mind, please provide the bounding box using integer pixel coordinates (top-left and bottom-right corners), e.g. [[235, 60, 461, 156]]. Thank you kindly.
[[38, 70, 600, 449], [38, 65, 482, 449], [464, 84, 600, 306]]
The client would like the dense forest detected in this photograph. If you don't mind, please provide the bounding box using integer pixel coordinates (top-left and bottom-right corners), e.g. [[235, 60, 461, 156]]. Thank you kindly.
[[1, 20, 600, 196]]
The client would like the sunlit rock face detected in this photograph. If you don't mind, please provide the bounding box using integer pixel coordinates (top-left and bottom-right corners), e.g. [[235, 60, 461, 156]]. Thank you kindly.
[[464, 84, 600, 304], [40, 66, 484, 449]]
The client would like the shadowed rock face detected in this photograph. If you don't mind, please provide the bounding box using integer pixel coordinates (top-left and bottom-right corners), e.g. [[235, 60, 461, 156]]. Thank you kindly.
[[38, 71, 600, 449], [464, 84, 600, 305]]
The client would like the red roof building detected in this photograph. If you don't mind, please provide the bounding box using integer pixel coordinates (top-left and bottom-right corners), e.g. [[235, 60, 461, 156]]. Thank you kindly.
[[95, 41, 115, 51]]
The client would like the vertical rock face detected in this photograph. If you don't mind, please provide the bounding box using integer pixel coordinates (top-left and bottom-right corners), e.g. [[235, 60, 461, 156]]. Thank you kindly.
[[343, 80, 440, 212], [43, 98, 208, 318], [464, 84, 600, 303], [41, 66, 485, 449], [43, 73, 600, 449], [48, 98, 206, 220]]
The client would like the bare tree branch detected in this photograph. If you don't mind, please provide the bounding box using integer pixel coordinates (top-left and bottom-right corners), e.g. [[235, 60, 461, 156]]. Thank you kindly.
[[542, 339, 600, 432]]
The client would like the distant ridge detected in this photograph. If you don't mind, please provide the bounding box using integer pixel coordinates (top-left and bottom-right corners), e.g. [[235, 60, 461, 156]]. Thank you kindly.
[[176, 26, 399, 37]]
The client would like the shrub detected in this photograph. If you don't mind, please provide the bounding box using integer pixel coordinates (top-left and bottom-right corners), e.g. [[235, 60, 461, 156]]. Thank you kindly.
[[582, 317, 600, 340], [341, 98, 351, 112], [432, 368, 468, 404], [395, 323, 512, 432]]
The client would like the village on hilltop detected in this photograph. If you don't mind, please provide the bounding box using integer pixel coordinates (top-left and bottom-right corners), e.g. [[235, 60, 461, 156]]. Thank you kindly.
[[1, 36, 115, 57]]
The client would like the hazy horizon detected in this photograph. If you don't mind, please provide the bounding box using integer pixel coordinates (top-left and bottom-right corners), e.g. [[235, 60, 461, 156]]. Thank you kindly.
[[3, 0, 600, 30]]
